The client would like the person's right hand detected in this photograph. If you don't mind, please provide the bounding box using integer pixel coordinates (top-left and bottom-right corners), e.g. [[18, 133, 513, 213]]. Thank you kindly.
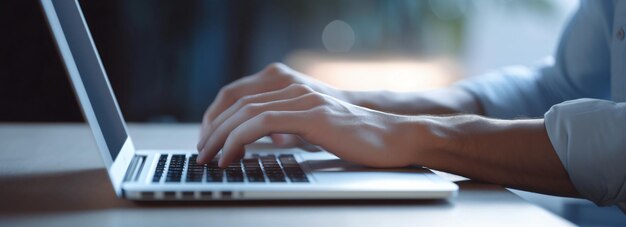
[[195, 83, 444, 168], [197, 63, 348, 151]]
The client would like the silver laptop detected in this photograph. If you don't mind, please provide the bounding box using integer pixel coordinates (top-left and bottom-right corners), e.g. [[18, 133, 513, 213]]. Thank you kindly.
[[40, 0, 458, 201]]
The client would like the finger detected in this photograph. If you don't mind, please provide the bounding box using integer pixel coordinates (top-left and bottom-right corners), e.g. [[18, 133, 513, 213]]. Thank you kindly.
[[198, 84, 311, 151], [270, 134, 321, 152], [197, 67, 290, 150], [203, 64, 291, 123], [212, 84, 312, 135], [197, 93, 323, 164], [235, 151, 245, 161], [198, 76, 273, 150], [199, 93, 320, 163], [270, 134, 300, 147], [299, 140, 323, 152], [219, 110, 314, 167]]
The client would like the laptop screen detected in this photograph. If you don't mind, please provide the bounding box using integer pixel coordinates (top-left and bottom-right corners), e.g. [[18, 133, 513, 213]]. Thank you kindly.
[[49, 0, 127, 160]]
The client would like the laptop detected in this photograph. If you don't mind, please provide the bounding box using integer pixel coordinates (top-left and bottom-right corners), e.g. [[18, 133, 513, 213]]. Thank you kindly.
[[40, 0, 458, 201]]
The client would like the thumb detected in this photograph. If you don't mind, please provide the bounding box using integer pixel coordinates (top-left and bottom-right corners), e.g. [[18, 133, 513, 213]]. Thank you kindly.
[[270, 133, 321, 152]]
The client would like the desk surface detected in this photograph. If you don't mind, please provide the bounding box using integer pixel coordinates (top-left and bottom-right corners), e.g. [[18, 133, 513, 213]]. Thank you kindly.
[[0, 123, 573, 227]]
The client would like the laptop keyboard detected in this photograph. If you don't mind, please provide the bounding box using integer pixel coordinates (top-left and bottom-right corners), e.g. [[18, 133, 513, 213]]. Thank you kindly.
[[152, 154, 309, 183]]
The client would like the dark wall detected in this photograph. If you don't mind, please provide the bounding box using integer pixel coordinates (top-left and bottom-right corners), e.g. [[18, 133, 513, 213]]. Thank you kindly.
[[1, 0, 432, 123], [78, 0, 257, 122], [1, 0, 256, 122], [1, 0, 82, 122]]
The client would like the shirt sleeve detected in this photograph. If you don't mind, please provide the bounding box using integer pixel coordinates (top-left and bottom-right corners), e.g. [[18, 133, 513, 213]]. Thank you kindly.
[[545, 99, 626, 209], [455, 0, 611, 119], [455, 61, 580, 119], [454, 0, 626, 211]]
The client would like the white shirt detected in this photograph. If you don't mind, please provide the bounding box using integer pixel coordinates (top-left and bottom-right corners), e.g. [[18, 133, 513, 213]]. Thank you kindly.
[[457, 0, 626, 212]]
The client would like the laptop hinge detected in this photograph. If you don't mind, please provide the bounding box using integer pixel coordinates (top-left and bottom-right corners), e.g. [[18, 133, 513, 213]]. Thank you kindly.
[[123, 155, 146, 182]]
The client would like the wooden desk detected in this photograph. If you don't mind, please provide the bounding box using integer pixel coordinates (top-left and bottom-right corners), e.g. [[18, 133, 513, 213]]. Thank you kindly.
[[0, 123, 574, 226]]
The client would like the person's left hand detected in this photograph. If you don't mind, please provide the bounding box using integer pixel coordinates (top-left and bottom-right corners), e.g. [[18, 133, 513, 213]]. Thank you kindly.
[[196, 84, 441, 168]]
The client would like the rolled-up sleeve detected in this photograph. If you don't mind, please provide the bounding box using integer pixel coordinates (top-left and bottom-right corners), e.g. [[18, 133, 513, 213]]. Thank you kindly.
[[455, 0, 626, 211], [456, 0, 611, 119], [455, 61, 584, 119], [545, 99, 626, 209]]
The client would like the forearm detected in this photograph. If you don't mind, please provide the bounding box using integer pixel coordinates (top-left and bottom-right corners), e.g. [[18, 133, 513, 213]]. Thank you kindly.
[[416, 115, 579, 197], [343, 87, 483, 116]]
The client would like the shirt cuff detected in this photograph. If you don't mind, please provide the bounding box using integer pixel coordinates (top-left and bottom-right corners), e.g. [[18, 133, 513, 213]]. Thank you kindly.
[[544, 98, 626, 207], [455, 66, 548, 119]]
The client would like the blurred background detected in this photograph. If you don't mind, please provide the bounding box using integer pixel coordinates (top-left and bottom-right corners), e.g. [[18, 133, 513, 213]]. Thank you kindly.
[[2, 0, 577, 123], [1, 0, 625, 225]]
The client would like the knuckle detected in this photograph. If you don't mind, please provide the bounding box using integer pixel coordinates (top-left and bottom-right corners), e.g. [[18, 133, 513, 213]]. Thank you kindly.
[[236, 95, 254, 108], [257, 111, 276, 125], [281, 74, 296, 84], [226, 129, 242, 144], [311, 106, 331, 119], [305, 93, 326, 105], [232, 98, 245, 110], [287, 83, 304, 91], [263, 64, 283, 77], [202, 108, 212, 120], [218, 84, 236, 100], [241, 103, 262, 116], [289, 83, 314, 94], [263, 63, 296, 83], [265, 62, 286, 74]]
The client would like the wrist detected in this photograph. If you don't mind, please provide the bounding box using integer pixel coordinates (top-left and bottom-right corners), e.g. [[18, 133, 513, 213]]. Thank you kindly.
[[406, 116, 465, 167], [335, 89, 355, 104], [342, 90, 389, 110], [337, 89, 371, 106], [312, 83, 358, 105]]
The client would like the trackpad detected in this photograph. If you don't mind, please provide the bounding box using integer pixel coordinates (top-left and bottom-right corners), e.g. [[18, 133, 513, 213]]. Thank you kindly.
[[302, 158, 438, 188], [304, 158, 426, 173]]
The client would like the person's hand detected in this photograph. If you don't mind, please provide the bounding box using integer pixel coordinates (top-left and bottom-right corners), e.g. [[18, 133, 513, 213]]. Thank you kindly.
[[196, 83, 443, 168], [198, 63, 348, 151]]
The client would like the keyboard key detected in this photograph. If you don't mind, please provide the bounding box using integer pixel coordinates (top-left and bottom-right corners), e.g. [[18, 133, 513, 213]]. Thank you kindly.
[[243, 158, 260, 166], [202, 157, 222, 182], [243, 158, 266, 183], [206, 171, 224, 182], [157, 154, 308, 184], [278, 154, 297, 165], [186, 155, 204, 182], [268, 177, 287, 182], [245, 173, 265, 183], [166, 154, 186, 182], [227, 176, 244, 182], [247, 176, 265, 182], [258, 155, 291, 182], [279, 155, 309, 183], [289, 177, 309, 182], [153, 154, 169, 183], [226, 162, 244, 182]]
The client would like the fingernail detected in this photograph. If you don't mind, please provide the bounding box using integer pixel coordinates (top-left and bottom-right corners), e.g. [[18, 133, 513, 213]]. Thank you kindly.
[[198, 127, 212, 151], [198, 140, 208, 152], [197, 149, 207, 162]]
